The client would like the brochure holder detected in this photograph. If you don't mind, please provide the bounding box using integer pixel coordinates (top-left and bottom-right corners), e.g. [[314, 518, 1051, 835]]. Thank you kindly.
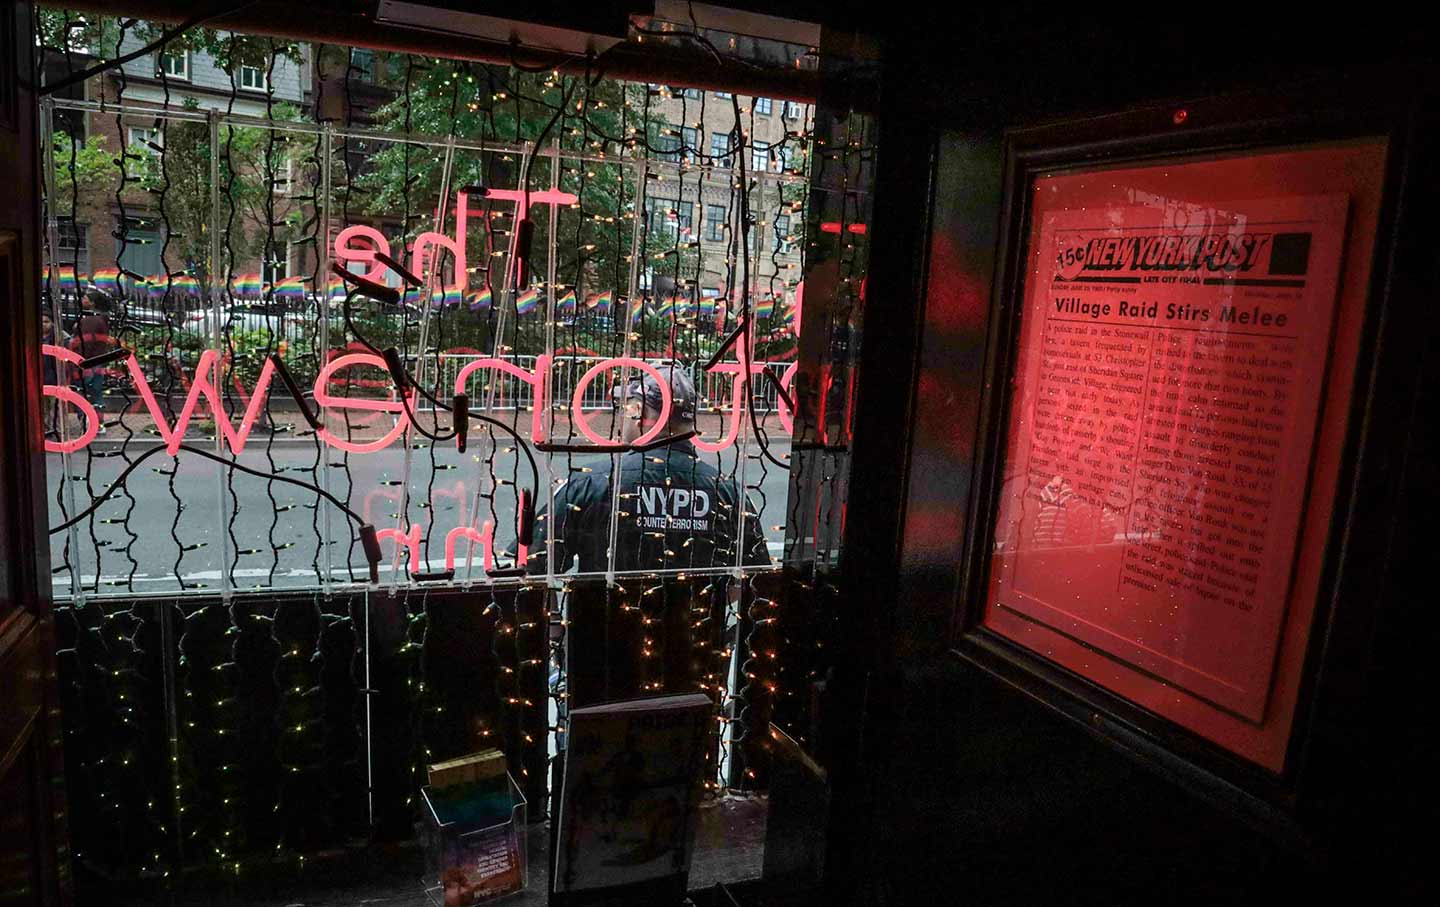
[[422, 772, 528, 905]]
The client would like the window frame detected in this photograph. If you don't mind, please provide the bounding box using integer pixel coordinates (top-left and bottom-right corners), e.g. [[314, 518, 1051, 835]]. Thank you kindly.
[[751, 141, 771, 173], [350, 48, 376, 83], [773, 214, 792, 253], [127, 125, 161, 152], [238, 63, 268, 92], [710, 131, 732, 167], [158, 49, 189, 81], [706, 204, 727, 242]]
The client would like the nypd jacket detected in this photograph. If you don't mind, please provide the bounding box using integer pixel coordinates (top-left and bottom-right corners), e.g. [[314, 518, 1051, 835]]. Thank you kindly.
[[528, 440, 772, 574]]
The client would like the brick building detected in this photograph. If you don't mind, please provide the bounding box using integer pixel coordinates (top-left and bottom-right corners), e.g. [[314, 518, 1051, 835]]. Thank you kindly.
[[42, 30, 311, 296]]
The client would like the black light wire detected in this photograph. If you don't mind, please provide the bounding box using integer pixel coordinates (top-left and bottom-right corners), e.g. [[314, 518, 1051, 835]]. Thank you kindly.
[[50, 442, 372, 538]]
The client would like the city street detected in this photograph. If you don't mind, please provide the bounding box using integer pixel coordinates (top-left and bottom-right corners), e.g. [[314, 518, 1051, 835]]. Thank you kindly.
[[45, 423, 793, 595]]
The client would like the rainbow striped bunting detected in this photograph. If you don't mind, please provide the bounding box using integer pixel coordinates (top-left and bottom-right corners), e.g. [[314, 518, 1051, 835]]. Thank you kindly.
[[55, 266, 79, 290], [232, 273, 264, 298], [515, 287, 540, 315], [273, 276, 307, 300], [172, 275, 201, 295], [467, 286, 493, 312], [325, 276, 347, 301], [589, 290, 613, 317], [91, 268, 120, 294], [556, 290, 577, 317], [432, 285, 466, 308]]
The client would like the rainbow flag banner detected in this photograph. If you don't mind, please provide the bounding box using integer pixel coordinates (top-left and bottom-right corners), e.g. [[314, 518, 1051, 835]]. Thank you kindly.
[[273, 276, 307, 300], [698, 295, 716, 318], [433, 285, 466, 308], [467, 286, 493, 312], [630, 297, 646, 326], [556, 290, 577, 318], [753, 296, 775, 320], [55, 266, 79, 291], [400, 286, 424, 308], [91, 268, 120, 294], [515, 287, 540, 315], [653, 297, 675, 319], [588, 290, 613, 317], [173, 275, 201, 296], [233, 273, 264, 299], [324, 275, 347, 301], [147, 275, 168, 299]]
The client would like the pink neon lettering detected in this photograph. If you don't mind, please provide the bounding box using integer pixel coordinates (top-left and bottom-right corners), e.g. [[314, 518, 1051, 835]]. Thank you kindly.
[[125, 349, 279, 455], [376, 524, 422, 575], [778, 362, 799, 433], [41, 344, 99, 453], [445, 522, 495, 573], [452, 354, 551, 444], [315, 353, 413, 454], [570, 358, 672, 446], [695, 354, 765, 454], [362, 483, 403, 525], [412, 191, 470, 290], [334, 225, 391, 283]]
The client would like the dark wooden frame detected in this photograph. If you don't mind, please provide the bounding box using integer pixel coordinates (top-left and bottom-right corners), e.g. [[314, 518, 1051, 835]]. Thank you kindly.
[[949, 74, 1435, 842]]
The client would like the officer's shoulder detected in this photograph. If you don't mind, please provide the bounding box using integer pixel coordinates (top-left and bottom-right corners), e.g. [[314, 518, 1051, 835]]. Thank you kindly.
[[558, 470, 608, 503]]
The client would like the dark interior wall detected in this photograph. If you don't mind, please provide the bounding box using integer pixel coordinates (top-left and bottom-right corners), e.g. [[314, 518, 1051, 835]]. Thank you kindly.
[[822, 14, 1439, 904]]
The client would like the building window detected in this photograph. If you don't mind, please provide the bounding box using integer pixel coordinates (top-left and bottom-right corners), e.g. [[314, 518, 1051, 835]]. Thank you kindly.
[[777, 143, 798, 173], [710, 131, 732, 167], [350, 48, 376, 83], [64, 24, 92, 55], [115, 216, 162, 278], [158, 50, 189, 80], [715, 91, 732, 99], [655, 125, 681, 162], [751, 141, 770, 173], [706, 204, 726, 242], [774, 214, 792, 252], [783, 100, 804, 120], [648, 199, 692, 237], [127, 126, 161, 152], [681, 126, 699, 161], [238, 64, 267, 91], [56, 217, 89, 275], [680, 87, 702, 100], [754, 97, 772, 115]]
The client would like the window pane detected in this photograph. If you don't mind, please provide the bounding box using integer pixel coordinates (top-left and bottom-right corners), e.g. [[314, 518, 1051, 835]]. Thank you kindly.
[[158, 51, 187, 79], [350, 48, 375, 82], [706, 204, 726, 241], [755, 97, 771, 115], [710, 132, 731, 166]]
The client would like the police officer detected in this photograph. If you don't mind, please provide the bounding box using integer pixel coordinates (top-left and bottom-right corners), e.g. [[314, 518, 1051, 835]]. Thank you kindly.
[[529, 364, 771, 574]]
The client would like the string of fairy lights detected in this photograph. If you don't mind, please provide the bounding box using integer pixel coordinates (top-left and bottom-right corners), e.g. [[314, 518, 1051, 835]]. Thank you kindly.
[[36, 7, 873, 884]]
